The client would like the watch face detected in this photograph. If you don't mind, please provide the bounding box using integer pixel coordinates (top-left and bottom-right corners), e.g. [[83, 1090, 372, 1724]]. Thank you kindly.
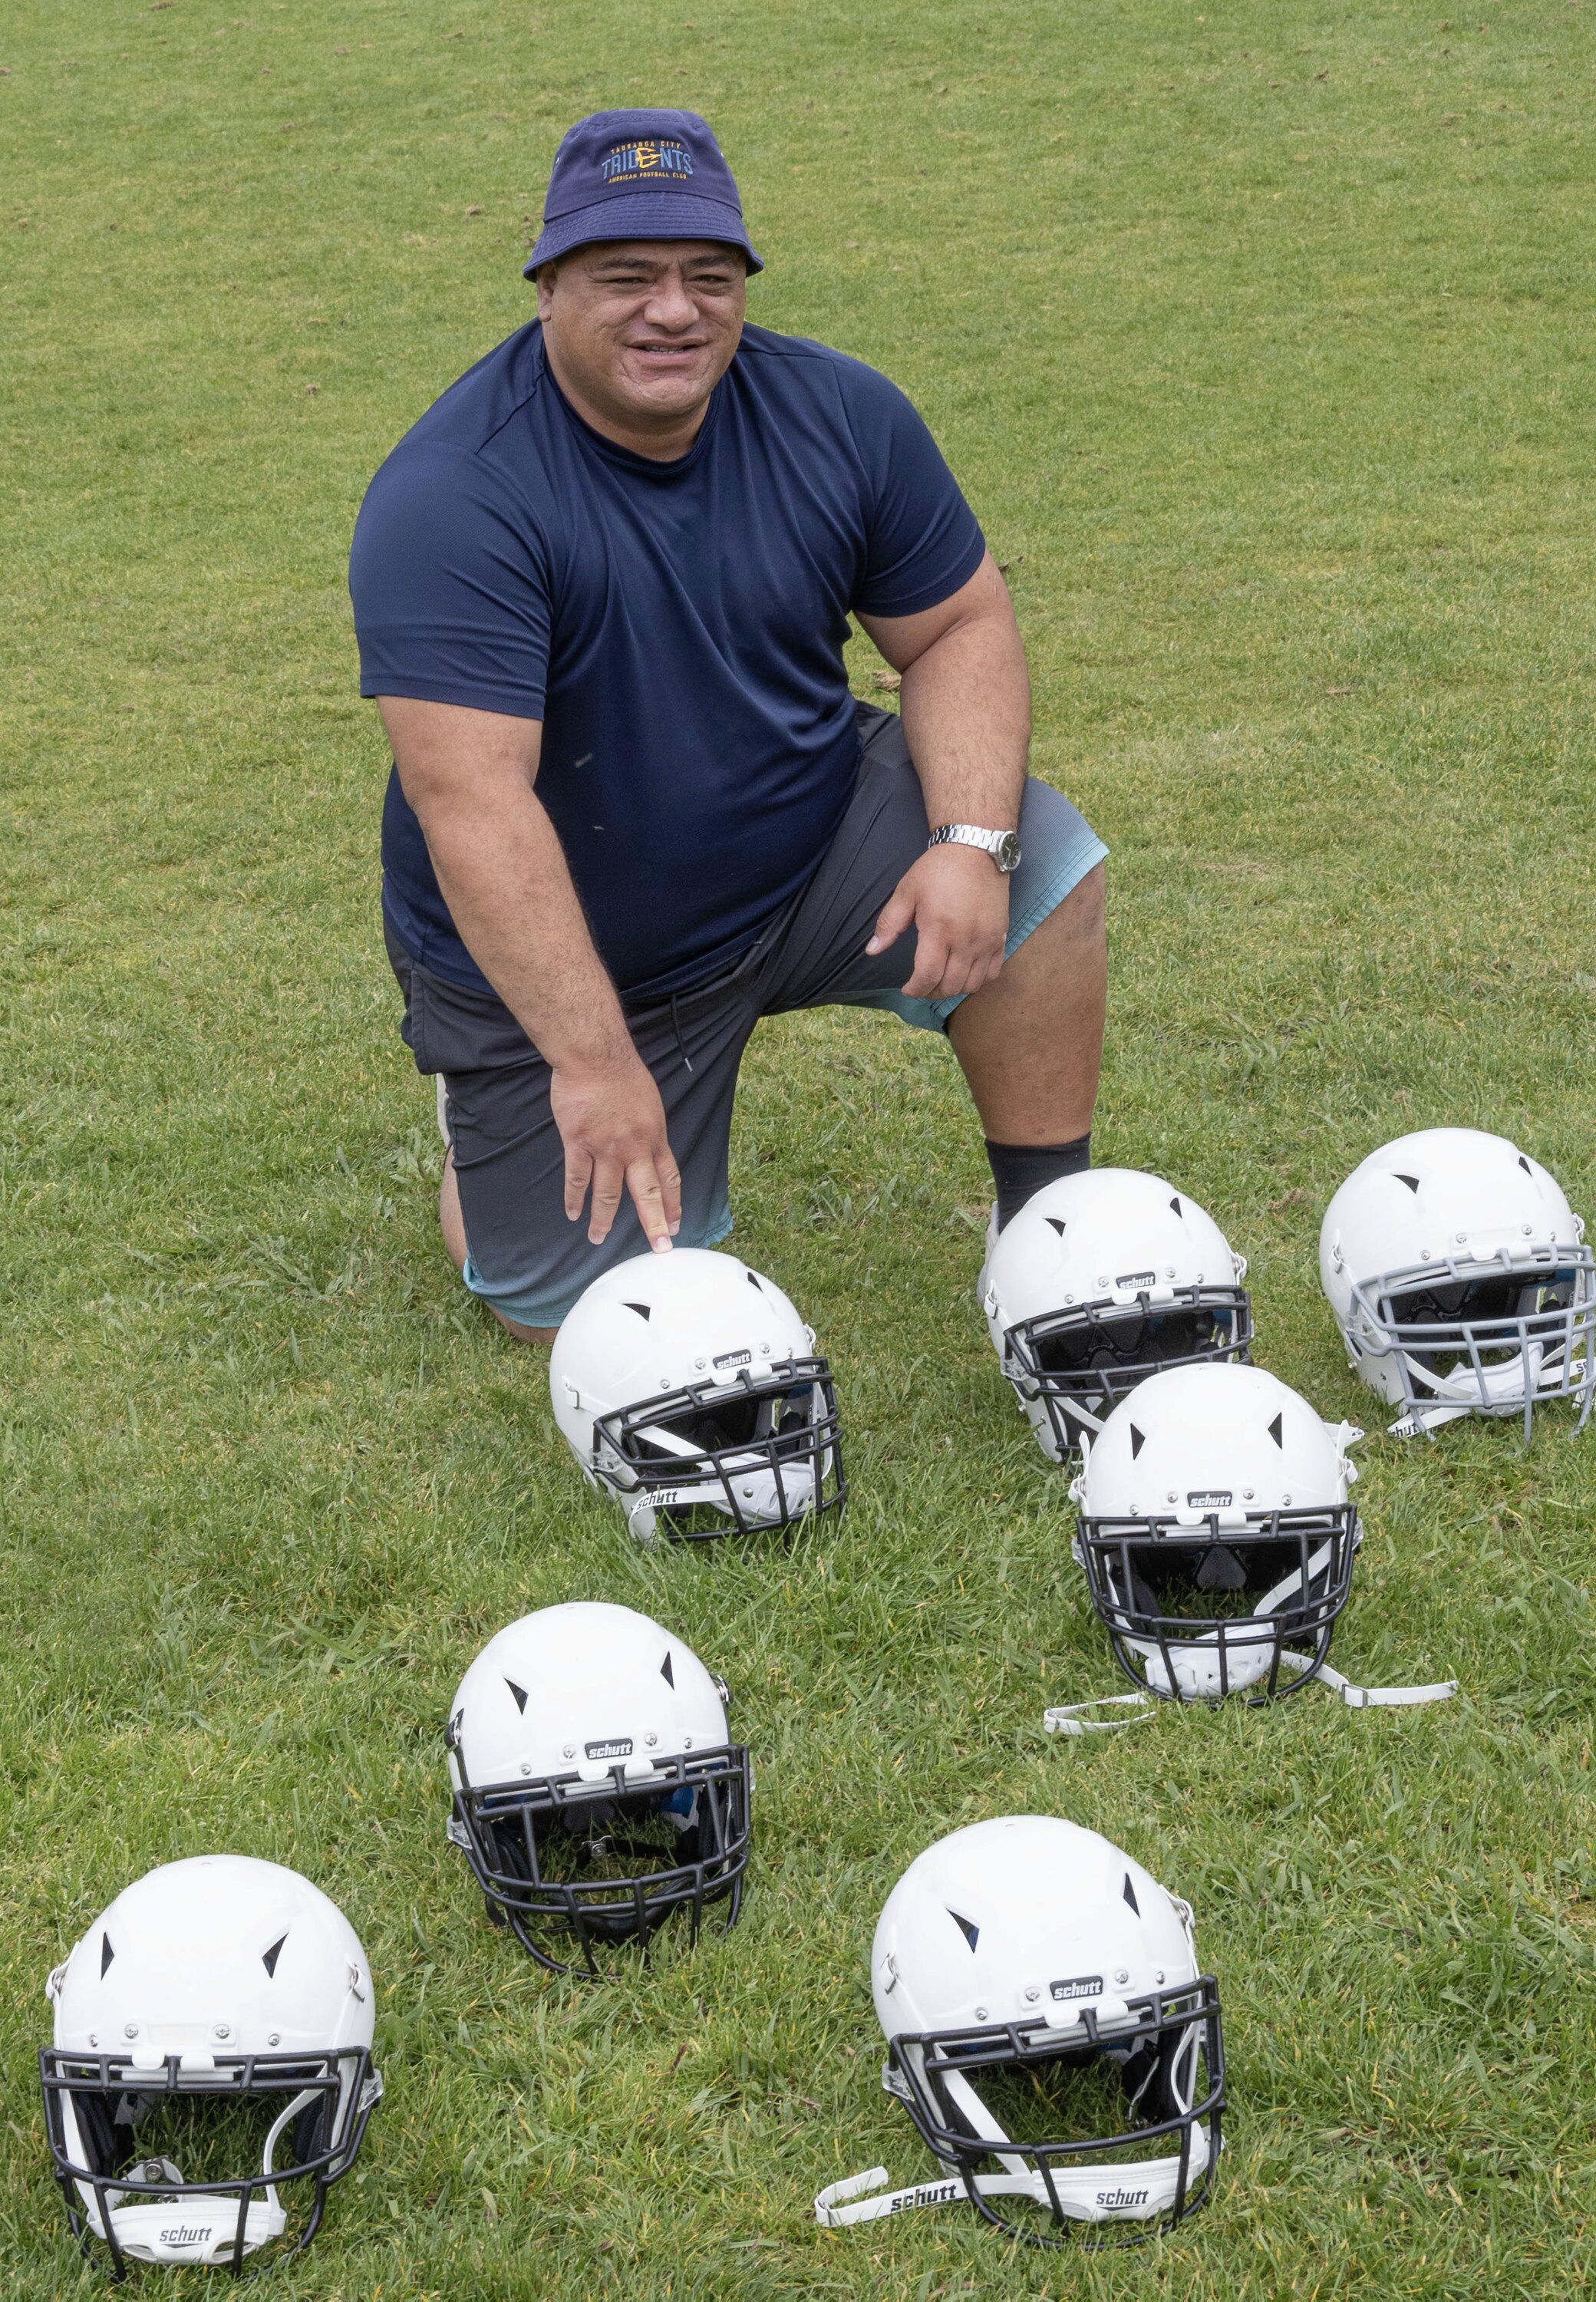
[[997, 830, 1023, 873]]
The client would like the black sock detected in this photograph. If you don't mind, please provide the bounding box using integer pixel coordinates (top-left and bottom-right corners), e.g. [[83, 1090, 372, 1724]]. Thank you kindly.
[[984, 1133, 1092, 1232]]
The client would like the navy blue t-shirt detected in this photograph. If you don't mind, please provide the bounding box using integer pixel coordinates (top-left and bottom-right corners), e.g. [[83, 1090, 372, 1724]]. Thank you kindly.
[[350, 320, 985, 1000]]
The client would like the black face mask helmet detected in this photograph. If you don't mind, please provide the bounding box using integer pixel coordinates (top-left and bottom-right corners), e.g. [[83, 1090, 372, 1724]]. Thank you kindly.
[[40, 1858, 381, 2277], [447, 1602, 750, 1974], [1065, 1362, 1365, 1706], [816, 1817, 1223, 2247], [549, 1248, 845, 1541], [982, 1169, 1251, 1461]]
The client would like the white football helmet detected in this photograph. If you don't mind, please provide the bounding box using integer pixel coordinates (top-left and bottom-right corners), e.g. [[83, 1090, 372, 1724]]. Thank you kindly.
[[1067, 1363, 1364, 1703], [1321, 1128, 1595, 1439], [446, 1601, 750, 1974], [980, 1171, 1251, 1458], [549, 1248, 845, 1541], [816, 1816, 1222, 2243], [41, 1857, 381, 2275]]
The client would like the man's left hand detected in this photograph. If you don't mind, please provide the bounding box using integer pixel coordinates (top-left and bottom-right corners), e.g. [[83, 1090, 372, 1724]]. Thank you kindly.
[[866, 844, 1011, 1002]]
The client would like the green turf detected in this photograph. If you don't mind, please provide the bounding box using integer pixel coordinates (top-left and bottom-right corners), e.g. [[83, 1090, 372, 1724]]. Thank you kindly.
[[4, 0, 1595, 2292]]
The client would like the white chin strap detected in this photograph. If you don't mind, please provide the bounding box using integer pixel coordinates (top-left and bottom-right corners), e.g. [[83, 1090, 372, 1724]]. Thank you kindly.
[[816, 2128, 1209, 2230], [1388, 1339, 1574, 1437], [1045, 1661, 1456, 1733], [71, 2088, 314, 2266]]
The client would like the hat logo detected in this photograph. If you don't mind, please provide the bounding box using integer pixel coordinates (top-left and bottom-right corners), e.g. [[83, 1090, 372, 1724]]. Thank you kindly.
[[602, 137, 694, 185]]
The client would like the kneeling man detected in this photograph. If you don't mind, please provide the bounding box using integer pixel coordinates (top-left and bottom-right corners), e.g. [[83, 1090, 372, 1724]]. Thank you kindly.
[[350, 109, 1106, 1341]]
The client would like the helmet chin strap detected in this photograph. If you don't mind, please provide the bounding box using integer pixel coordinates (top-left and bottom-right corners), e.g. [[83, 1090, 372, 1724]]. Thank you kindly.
[[815, 2126, 1209, 2228], [68, 2086, 317, 2266], [1049, 1539, 1454, 1722], [1389, 1338, 1571, 1437]]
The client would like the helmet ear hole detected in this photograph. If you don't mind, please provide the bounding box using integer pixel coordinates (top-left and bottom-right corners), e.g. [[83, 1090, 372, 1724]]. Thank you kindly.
[[291, 2093, 332, 2171], [67, 2087, 129, 2180]]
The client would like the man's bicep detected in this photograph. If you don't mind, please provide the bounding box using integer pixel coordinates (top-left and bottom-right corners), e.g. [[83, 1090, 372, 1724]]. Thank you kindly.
[[857, 551, 1011, 673], [378, 696, 545, 817]]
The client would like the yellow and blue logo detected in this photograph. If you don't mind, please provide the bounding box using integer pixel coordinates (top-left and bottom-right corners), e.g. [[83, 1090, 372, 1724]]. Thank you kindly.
[[601, 137, 694, 186]]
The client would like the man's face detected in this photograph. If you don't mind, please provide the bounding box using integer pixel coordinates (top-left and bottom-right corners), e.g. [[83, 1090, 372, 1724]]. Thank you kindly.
[[536, 241, 747, 432]]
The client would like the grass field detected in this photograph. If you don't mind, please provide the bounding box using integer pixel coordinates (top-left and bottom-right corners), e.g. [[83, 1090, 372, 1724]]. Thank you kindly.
[[4, 0, 1596, 2293]]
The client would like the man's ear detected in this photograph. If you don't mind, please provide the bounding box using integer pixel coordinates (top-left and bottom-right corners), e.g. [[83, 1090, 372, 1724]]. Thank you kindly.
[[534, 257, 559, 319]]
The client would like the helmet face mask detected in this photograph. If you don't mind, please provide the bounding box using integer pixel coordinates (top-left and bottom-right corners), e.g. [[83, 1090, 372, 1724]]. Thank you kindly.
[[447, 1740, 751, 1976], [885, 1983, 1223, 2247], [40, 2046, 380, 2277], [591, 1357, 845, 1542], [1006, 1286, 1253, 1457], [1354, 1254, 1595, 1433], [1075, 1502, 1360, 1704]]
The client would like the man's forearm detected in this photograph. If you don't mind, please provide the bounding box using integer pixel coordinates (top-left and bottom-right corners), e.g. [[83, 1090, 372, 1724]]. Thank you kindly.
[[896, 603, 1030, 829], [415, 777, 634, 1067]]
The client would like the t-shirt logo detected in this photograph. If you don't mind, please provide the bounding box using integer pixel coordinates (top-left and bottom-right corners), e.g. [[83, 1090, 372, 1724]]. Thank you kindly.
[[602, 138, 694, 184]]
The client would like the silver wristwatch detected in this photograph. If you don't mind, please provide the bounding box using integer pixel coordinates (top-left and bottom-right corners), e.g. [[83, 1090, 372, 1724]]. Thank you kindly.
[[927, 822, 1023, 874]]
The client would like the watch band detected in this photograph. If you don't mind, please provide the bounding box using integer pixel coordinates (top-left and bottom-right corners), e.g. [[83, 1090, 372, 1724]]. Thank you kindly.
[[927, 823, 1023, 874]]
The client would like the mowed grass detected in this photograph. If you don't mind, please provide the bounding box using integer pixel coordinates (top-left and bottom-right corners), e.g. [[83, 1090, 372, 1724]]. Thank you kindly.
[[3, 0, 1595, 2293]]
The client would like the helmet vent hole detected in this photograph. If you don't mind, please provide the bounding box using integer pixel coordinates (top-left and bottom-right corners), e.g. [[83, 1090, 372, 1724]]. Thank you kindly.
[[505, 1678, 529, 1714], [1393, 1172, 1421, 1194], [1129, 1423, 1146, 1459], [100, 1934, 114, 1977], [1268, 1411, 1284, 1447], [261, 1932, 288, 1978], [747, 1270, 764, 1290], [947, 1908, 981, 1952], [1122, 1873, 1140, 1916], [623, 1301, 652, 1321], [660, 1651, 675, 1688], [1169, 1196, 1182, 1217], [1046, 1216, 1067, 1236]]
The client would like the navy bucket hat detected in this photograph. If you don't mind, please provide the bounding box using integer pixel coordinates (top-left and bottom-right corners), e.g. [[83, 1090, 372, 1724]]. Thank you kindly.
[[524, 108, 763, 277]]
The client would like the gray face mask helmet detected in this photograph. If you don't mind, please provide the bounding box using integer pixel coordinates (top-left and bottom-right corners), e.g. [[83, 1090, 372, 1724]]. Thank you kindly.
[[1321, 1127, 1594, 1440]]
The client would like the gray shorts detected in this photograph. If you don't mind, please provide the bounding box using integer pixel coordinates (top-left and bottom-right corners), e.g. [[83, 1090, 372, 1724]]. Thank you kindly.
[[387, 704, 1106, 1329]]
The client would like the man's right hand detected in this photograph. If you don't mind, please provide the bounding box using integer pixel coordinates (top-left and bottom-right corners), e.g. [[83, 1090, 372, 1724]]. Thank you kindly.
[[550, 1052, 683, 1251]]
